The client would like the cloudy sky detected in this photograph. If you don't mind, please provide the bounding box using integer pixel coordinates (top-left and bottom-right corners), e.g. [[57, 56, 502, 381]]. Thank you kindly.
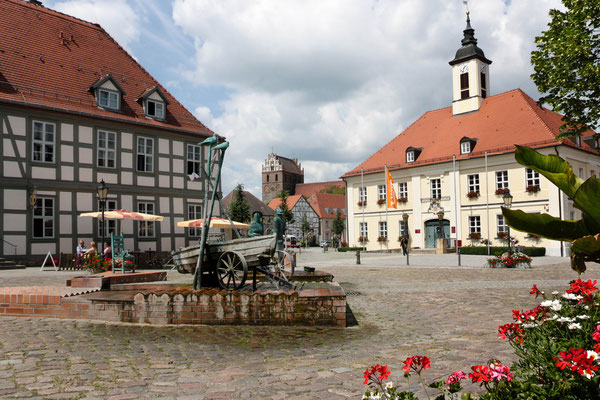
[[45, 0, 562, 198]]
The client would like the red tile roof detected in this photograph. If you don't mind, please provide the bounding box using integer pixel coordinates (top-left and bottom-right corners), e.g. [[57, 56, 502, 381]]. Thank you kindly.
[[275, 155, 303, 174], [307, 193, 346, 219], [342, 89, 597, 178], [0, 0, 214, 137], [267, 194, 303, 211], [222, 190, 274, 216], [294, 180, 345, 197]]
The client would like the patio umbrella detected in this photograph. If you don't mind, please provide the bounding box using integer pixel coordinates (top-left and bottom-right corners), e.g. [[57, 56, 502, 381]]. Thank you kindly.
[[79, 209, 164, 221], [177, 217, 250, 229]]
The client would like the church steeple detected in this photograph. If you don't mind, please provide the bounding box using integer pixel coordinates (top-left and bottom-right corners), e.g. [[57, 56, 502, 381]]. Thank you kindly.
[[449, 13, 492, 116]]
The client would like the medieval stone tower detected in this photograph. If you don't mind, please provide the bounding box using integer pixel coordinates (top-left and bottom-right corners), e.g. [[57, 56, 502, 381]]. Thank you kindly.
[[261, 153, 304, 204]]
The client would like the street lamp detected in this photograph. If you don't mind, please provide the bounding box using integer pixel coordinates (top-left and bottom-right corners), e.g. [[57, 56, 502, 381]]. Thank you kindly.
[[437, 209, 445, 239], [503, 191, 513, 253], [402, 213, 409, 265], [96, 180, 109, 255]]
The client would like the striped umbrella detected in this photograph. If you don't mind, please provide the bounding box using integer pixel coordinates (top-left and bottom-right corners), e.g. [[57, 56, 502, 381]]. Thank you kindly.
[[79, 209, 164, 221], [177, 217, 249, 229]]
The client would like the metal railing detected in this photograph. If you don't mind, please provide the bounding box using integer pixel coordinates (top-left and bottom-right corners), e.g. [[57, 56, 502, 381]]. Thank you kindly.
[[2, 239, 17, 257]]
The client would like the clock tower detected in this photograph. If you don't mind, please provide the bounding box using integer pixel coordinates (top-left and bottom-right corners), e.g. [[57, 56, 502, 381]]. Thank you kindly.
[[449, 13, 492, 116]]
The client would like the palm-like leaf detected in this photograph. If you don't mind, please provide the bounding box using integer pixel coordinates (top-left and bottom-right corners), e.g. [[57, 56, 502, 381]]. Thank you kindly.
[[501, 208, 590, 241]]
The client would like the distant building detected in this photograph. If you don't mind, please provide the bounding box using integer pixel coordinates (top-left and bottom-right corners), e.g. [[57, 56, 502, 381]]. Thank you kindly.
[[307, 193, 347, 243], [222, 190, 274, 233], [261, 153, 304, 204], [294, 180, 345, 197], [267, 195, 319, 241]]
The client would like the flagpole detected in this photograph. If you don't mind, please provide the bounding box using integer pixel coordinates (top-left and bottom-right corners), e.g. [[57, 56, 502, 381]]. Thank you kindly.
[[361, 168, 365, 246], [385, 165, 389, 251]]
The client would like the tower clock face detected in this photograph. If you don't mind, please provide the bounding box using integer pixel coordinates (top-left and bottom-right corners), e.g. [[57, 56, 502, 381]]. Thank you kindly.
[[460, 64, 468, 73], [481, 64, 486, 72]]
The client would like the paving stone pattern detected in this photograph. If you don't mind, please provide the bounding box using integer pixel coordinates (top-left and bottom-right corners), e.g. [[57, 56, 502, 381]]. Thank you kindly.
[[0, 252, 596, 399]]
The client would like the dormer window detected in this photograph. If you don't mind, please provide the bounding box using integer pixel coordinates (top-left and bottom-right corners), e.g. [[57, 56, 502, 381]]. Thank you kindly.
[[460, 137, 477, 155], [406, 151, 415, 163], [146, 99, 165, 119], [137, 86, 170, 121], [98, 89, 120, 110], [90, 74, 126, 112]]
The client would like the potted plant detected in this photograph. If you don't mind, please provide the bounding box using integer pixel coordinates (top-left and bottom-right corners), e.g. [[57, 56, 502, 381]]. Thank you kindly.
[[525, 184, 540, 193], [495, 188, 509, 195], [357, 200, 367, 207], [497, 231, 507, 239], [377, 199, 386, 206], [466, 191, 480, 199], [398, 197, 408, 203], [377, 236, 387, 243], [358, 236, 368, 243], [469, 232, 481, 240]]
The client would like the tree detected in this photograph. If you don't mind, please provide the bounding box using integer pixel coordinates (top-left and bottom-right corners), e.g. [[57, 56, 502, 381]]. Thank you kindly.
[[228, 184, 251, 223], [275, 190, 294, 224], [531, 1, 600, 139], [301, 214, 311, 247], [332, 209, 346, 247], [319, 185, 346, 195]]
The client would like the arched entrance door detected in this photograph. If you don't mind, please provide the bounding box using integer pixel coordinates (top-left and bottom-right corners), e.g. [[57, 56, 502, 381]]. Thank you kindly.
[[424, 219, 450, 248]]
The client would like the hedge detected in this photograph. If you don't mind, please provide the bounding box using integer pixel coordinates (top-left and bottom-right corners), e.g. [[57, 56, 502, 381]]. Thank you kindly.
[[337, 246, 367, 252], [459, 246, 546, 257]]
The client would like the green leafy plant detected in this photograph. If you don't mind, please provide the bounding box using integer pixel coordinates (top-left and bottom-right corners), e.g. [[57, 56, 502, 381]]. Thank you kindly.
[[501, 146, 600, 273]]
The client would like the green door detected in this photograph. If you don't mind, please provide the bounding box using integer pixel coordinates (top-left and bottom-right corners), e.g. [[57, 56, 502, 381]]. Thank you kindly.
[[425, 220, 450, 248]]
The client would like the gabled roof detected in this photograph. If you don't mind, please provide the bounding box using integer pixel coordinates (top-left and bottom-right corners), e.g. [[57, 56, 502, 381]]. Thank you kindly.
[[267, 195, 303, 211], [0, 0, 213, 137], [90, 74, 126, 94], [343, 89, 597, 178], [307, 193, 346, 219], [294, 180, 345, 197], [222, 190, 274, 217], [276, 155, 303, 174], [136, 86, 170, 105]]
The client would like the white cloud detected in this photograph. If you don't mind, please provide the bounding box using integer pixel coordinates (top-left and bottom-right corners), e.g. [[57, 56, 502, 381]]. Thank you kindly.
[[171, 0, 562, 199], [51, 0, 141, 52]]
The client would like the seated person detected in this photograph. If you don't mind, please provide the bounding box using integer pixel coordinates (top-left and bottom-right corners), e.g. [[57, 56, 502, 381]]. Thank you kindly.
[[103, 242, 112, 259], [84, 241, 97, 256], [76, 240, 86, 256]]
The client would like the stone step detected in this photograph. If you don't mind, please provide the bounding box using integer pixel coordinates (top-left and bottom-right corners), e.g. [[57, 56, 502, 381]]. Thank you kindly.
[[0, 258, 26, 270]]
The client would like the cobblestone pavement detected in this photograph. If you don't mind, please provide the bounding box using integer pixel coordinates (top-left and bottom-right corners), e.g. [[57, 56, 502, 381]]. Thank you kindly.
[[0, 253, 597, 399]]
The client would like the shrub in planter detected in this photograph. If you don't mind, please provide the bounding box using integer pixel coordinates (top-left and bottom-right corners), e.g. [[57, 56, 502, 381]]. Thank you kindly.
[[337, 246, 366, 252], [487, 252, 532, 268], [469, 232, 481, 240], [525, 184, 541, 193], [377, 199, 386, 206], [495, 188, 510, 195], [459, 246, 546, 257], [467, 191, 480, 199]]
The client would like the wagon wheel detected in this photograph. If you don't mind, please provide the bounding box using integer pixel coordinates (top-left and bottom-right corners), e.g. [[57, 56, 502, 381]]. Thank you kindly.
[[270, 250, 295, 287], [216, 251, 248, 290]]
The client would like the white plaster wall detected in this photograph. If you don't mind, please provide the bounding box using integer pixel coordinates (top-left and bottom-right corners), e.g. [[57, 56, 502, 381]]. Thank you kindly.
[[174, 236, 185, 248], [7, 116, 26, 136], [97, 172, 118, 185], [77, 193, 93, 211], [188, 181, 202, 191], [138, 176, 155, 187], [159, 197, 170, 214], [158, 175, 170, 188], [31, 243, 56, 256], [173, 198, 183, 214], [79, 148, 92, 163], [100, 80, 118, 91], [59, 192, 72, 211], [3, 139, 13, 157], [158, 139, 169, 154], [173, 177, 184, 189], [121, 153, 132, 168], [121, 171, 132, 185], [173, 141, 183, 157], [121, 195, 133, 211], [61, 166, 73, 181], [32, 167, 56, 180], [3, 213, 25, 231], [78, 217, 92, 235], [137, 241, 155, 251], [79, 168, 92, 182], [4, 189, 26, 210], [61, 123, 73, 141], [122, 133, 132, 150], [161, 238, 172, 252], [173, 159, 183, 174], [61, 145, 73, 162], [158, 157, 170, 172], [121, 220, 133, 235], [4, 161, 22, 178], [161, 220, 170, 234], [3, 235, 25, 255], [79, 126, 93, 144], [60, 238, 73, 253], [60, 215, 72, 235]]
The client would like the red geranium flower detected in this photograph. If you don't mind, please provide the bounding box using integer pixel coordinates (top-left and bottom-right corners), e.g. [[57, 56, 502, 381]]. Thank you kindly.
[[553, 348, 599, 377], [530, 284, 543, 297], [363, 364, 390, 385], [567, 279, 598, 296], [469, 365, 491, 383], [402, 355, 431, 376]]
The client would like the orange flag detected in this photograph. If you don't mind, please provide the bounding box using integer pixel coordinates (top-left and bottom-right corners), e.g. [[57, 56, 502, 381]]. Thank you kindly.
[[386, 167, 398, 209]]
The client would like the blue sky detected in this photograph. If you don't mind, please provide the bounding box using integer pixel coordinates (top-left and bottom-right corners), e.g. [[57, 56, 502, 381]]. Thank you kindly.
[[44, 0, 563, 198]]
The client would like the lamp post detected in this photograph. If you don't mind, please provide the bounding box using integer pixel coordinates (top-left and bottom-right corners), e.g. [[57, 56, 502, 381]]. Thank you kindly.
[[96, 180, 109, 254], [503, 191, 513, 253], [402, 213, 409, 265], [437, 209, 445, 239]]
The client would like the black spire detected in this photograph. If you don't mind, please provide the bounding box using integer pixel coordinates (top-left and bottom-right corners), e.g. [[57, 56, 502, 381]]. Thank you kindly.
[[449, 12, 492, 66]]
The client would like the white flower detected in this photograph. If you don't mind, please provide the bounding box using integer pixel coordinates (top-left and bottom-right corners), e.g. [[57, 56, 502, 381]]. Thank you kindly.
[[558, 317, 574, 323], [577, 315, 590, 320], [522, 323, 536, 328], [552, 291, 559, 295], [583, 372, 594, 379], [547, 314, 558, 321], [370, 394, 381, 400], [563, 293, 583, 301], [584, 305, 590, 310], [551, 300, 562, 311], [541, 300, 553, 307], [568, 323, 582, 330], [587, 350, 598, 361]]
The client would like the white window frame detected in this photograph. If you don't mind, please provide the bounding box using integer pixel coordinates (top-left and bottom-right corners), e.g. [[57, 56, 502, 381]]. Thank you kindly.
[[406, 151, 415, 163], [469, 216, 481, 234], [431, 178, 441, 199], [187, 144, 202, 175], [98, 88, 120, 110], [137, 137, 154, 172], [398, 182, 408, 200], [378, 221, 387, 238], [378, 184, 386, 200], [468, 174, 480, 193], [399, 220, 408, 237], [146, 99, 165, 119], [33, 197, 54, 238], [497, 214, 507, 234], [97, 130, 116, 168], [526, 168, 540, 187], [98, 199, 118, 238], [138, 202, 155, 238], [358, 187, 367, 203], [188, 204, 202, 237], [496, 171, 509, 190], [32, 121, 55, 163], [460, 141, 471, 154], [359, 222, 368, 238]]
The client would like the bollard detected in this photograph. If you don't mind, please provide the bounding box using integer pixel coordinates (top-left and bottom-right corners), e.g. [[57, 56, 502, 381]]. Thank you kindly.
[[458, 246, 461, 266], [356, 250, 361, 265], [406, 250, 409, 266]]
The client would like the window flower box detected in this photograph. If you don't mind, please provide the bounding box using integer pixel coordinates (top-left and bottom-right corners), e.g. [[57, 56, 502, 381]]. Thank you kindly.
[[527, 234, 541, 240], [495, 188, 509, 195], [357, 201, 367, 207], [358, 236, 368, 243], [377, 199, 386, 206], [526, 185, 540, 193], [398, 197, 408, 203], [497, 231, 507, 239], [377, 236, 387, 243], [466, 191, 480, 199], [469, 232, 481, 240]]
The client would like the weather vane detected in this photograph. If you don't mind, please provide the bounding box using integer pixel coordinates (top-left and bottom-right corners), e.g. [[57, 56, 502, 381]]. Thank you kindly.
[[463, 0, 470, 15]]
